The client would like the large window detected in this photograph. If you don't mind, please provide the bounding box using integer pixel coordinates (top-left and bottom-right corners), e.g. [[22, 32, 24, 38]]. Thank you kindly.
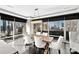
[[15, 22, 25, 35], [48, 20, 64, 36], [0, 20, 13, 37], [32, 14, 79, 42], [0, 19, 13, 43], [48, 21, 64, 31], [0, 14, 26, 43], [42, 18, 64, 36]]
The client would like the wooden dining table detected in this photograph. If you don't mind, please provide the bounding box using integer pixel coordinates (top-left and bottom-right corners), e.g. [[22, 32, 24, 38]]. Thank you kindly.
[[41, 36, 54, 54], [33, 35, 53, 42]]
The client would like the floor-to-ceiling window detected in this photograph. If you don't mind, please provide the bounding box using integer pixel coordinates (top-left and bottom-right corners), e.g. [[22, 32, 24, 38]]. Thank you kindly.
[[15, 22, 25, 35], [42, 17, 64, 37], [14, 21, 26, 40], [48, 20, 64, 36], [0, 20, 13, 37], [0, 16, 14, 43], [0, 14, 26, 43]]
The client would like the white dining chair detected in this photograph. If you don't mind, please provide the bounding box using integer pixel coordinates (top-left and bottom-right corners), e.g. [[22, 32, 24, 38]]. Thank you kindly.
[[36, 32, 41, 35], [23, 34, 34, 45], [34, 36, 46, 53], [42, 32, 48, 36], [49, 36, 64, 54], [34, 36, 46, 48], [23, 33, 34, 53]]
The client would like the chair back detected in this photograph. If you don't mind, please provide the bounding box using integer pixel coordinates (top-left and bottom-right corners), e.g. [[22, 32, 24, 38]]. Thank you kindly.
[[49, 36, 64, 49], [57, 36, 64, 45], [42, 32, 48, 36], [36, 32, 41, 35], [23, 34, 34, 44], [34, 36, 46, 48]]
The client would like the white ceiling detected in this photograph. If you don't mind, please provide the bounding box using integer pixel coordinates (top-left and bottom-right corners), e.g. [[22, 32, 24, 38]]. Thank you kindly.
[[0, 5, 79, 18], [10, 5, 57, 16]]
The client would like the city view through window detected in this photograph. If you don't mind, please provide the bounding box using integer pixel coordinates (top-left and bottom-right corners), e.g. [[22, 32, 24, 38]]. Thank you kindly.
[[0, 15, 26, 43]]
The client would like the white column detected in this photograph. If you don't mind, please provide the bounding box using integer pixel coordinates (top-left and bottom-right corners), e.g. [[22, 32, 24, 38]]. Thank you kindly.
[[48, 19, 49, 36], [62, 17, 67, 54], [31, 23, 33, 35], [41, 21, 42, 33], [0, 16, 1, 38], [26, 19, 31, 35], [64, 17, 66, 41], [29, 19, 31, 36], [12, 18, 15, 47]]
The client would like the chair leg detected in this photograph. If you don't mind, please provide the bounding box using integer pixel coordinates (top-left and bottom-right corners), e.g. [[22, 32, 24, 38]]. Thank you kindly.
[[70, 48, 72, 53], [58, 50, 60, 54], [36, 48, 45, 54], [14, 51, 19, 54], [36, 48, 39, 54], [44, 48, 48, 54]]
